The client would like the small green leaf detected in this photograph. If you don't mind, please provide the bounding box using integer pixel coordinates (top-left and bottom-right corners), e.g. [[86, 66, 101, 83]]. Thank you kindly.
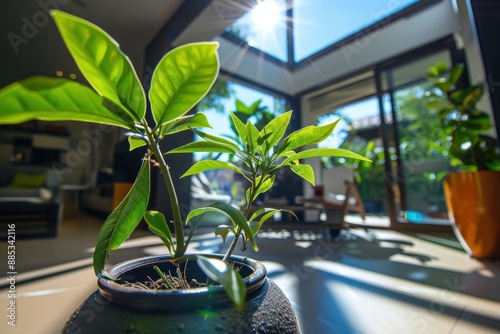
[[290, 164, 315, 186], [128, 137, 146, 150], [192, 128, 241, 152], [463, 86, 484, 109], [229, 111, 248, 145], [245, 121, 260, 155], [169, 141, 236, 155], [51, 10, 146, 121], [214, 225, 234, 243], [251, 175, 275, 202], [260, 111, 292, 149], [149, 42, 220, 126], [159, 113, 212, 137], [249, 207, 273, 222], [448, 64, 464, 86], [283, 148, 371, 164], [281, 119, 340, 152], [144, 211, 174, 255], [93, 160, 150, 275], [248, 221, 260, 236], [180, 160, 246, 178], [196, 256, 246, 311], [188, 203, 258, 252], [0, 77, 134, 129]]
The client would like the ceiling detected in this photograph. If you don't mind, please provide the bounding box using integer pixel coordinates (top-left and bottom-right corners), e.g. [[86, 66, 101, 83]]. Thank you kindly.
[[0, 0, 460, 97], [0, 0, 184, 87]]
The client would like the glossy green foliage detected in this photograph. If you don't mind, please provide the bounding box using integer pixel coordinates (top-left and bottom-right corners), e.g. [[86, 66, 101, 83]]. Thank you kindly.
[[426, 63, 500, 171], [93, 160, 150, 275], [144, 211, 174, 255], [0, 77, 134, 128], [0, 9, 369, 311], [171, 109, 370, 249], [150, 43, 220, 126], [52, 10, 146, 121], [0, 11, 219, 277], [188, 202, 258, 252]]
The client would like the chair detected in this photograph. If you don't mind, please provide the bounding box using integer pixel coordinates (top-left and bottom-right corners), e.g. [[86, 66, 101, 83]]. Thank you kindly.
[[322, 167, 366, 222]]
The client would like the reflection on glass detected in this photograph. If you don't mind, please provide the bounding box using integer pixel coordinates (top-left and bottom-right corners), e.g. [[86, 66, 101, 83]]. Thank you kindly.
[[394, 83, 451, 223]]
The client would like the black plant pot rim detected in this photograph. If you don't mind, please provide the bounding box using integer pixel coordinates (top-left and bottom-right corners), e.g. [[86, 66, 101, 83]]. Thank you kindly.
[[97, 254, 267, 311]]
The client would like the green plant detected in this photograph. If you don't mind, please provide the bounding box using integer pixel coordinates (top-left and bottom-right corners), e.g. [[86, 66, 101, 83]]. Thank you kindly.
[[0, 10, 369, 309], [426, 63, 500, 171]]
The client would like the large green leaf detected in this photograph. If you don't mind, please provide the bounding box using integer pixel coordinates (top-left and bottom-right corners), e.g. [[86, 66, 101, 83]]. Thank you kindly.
[[93, 160, 150, 275], [181, 160, 246, 178], [52, 10, 146, 120], [168, 141, 235, 155], [196, 256, 246, 311], [149, 42, 219, 126], [0, 77, 133, 129], [283, 148, 371, 165]]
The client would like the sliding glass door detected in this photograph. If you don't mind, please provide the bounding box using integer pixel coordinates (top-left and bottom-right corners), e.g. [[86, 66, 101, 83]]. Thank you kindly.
[[380, 50, 454, 226], [304, 43, 460, 229]]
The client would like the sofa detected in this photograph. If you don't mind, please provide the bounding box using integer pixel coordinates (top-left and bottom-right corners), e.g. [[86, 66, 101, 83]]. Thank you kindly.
[[0, 164, 62, 238], [0, 165, 61, 202]]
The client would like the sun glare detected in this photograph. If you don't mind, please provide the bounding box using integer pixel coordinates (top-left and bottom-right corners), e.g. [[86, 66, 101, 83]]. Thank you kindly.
[[250, 0, 283, 33]]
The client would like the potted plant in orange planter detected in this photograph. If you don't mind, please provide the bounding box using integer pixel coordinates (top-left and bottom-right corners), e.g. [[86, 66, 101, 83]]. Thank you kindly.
[[0, 10, 369, 333], [426, 62, 500, 260]]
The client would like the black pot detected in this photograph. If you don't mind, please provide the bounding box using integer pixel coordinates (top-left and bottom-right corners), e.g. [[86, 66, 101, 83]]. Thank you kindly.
[[63, 254, 301, 333]]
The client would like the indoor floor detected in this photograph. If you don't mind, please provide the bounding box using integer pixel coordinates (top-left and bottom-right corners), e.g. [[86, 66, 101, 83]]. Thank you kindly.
[[1, 211, 499, 334]]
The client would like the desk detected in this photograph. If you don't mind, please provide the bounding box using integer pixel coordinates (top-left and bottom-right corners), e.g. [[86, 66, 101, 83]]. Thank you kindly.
[[60, 184, 88, 216]]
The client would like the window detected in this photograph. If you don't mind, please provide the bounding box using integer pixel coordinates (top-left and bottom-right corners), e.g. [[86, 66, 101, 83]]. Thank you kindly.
[[293, 0, 420, 62], [225, 0, 425, 64]]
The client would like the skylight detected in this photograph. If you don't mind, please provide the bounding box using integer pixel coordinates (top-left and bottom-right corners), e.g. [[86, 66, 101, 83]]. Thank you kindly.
[[225, 0, 288, 62], [225, 0, 422, 64]]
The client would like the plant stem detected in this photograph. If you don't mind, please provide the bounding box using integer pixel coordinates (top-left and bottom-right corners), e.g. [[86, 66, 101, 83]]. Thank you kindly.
[[222, 228, 241, 262], [222, 168, 262, 262], [145, 129, 186, 258]]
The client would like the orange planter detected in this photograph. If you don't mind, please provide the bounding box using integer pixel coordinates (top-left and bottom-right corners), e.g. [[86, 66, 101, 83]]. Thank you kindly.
[[444, 171, 500, 259]]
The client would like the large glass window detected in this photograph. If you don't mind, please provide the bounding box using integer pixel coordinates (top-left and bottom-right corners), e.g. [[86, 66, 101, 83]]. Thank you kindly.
[[225, 0, 425, 64], [383, 50, 454, 225], [293, 0, 420, 62], [225, 0, 288, 62]]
